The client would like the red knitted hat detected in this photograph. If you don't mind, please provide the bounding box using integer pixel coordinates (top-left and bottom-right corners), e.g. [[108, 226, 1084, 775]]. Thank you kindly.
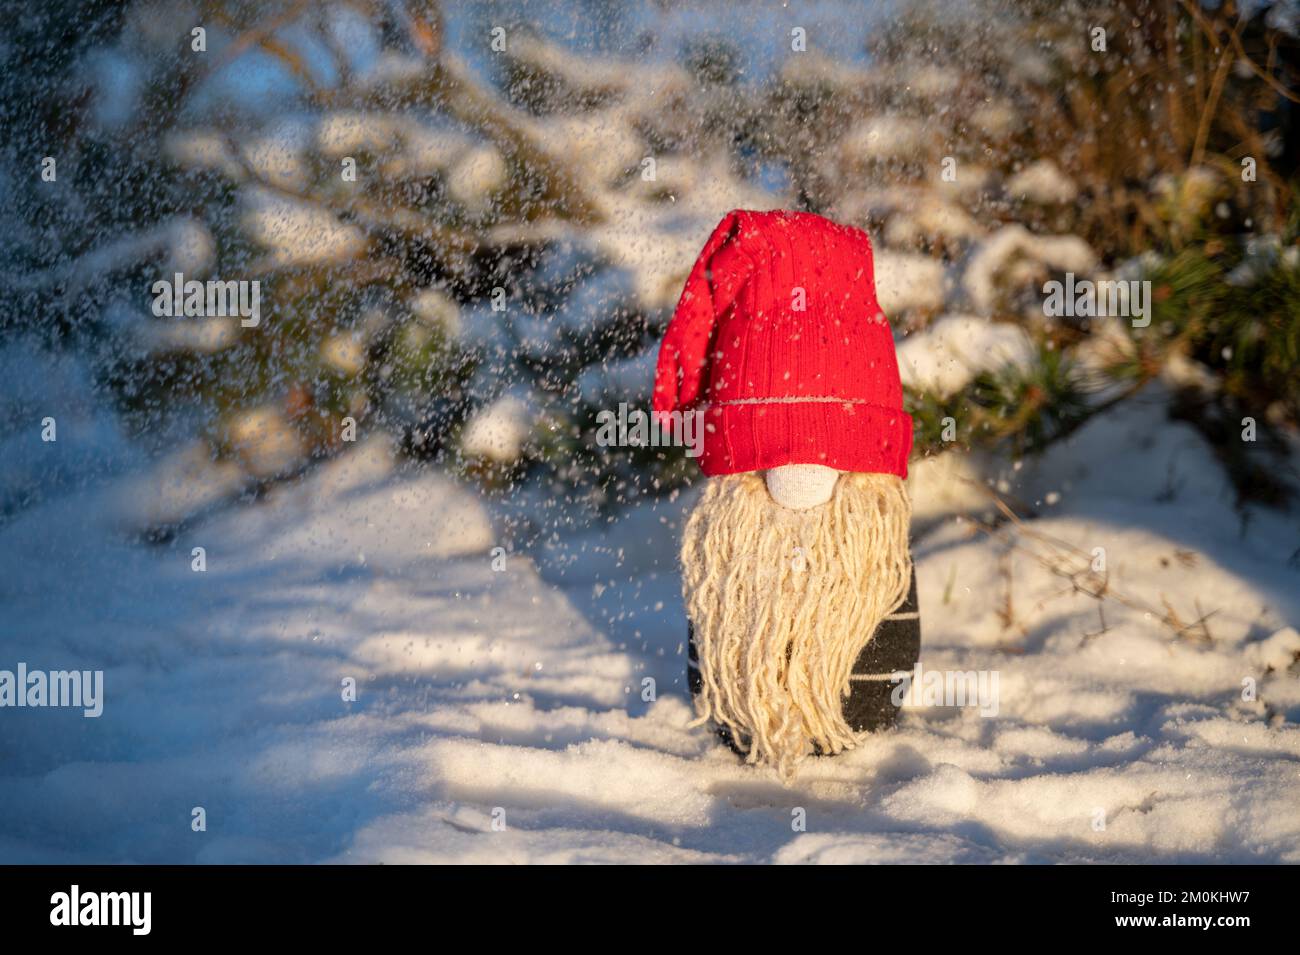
[[653, 209, 913, 477]]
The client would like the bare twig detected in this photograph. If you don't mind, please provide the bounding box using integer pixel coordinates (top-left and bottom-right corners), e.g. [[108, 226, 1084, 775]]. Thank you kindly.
[[1180, 0, 1300, 105], [259, 35, 321, 95], [203, 1, 313, 87], [1189, 12, 1245, 168], [958, 480, 1220, 641]]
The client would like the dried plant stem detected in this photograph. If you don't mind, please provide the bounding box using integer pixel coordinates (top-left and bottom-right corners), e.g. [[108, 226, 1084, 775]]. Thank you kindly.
[[959, 481, 1219, 641]]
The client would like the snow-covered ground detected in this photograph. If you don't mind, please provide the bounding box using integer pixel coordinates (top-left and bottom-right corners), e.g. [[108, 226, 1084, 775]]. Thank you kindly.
[[2, 390, 1299, 864]]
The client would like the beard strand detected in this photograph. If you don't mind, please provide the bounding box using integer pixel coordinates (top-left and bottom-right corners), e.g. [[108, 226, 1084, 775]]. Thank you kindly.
[[681, 471, 912, 778]]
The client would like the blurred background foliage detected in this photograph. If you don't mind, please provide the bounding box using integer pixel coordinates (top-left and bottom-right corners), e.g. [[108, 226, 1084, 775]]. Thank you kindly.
[[1, 0, 1297, 537]]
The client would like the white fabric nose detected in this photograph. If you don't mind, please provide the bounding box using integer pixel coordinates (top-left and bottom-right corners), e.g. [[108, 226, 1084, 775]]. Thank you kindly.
[[764, 464, 840, 510]]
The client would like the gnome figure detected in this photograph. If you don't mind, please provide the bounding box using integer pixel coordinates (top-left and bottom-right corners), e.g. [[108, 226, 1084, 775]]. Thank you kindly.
[[654, 209, 920, 777]]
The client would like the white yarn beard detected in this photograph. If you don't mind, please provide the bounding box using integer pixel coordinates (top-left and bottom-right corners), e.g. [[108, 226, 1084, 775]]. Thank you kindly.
[[681, 471, 913, 779]]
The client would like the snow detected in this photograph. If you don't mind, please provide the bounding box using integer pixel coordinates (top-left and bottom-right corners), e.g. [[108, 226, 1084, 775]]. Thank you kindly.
[[109, 440, 247, 529], [3, 392, 1298, 864], [1005, 159, 1078, 205], [240, 186, 368, 268], [841, 115, 931, 164], [536, 114, 646, 189], [6, 0, 1300, 867], [459, 395, 534, 463], [962, 225, 1098, 314], [0, 341, 136, 518], [883, 194, 985, 247], [445, 145, 509, 210], [241, 118, 315, 193], [875, 252, 949, 315], [224, 406, 305, 480], [409, 288, 462, 337], [897, 315, 1035, 397], [141, 315, 240, 355]]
